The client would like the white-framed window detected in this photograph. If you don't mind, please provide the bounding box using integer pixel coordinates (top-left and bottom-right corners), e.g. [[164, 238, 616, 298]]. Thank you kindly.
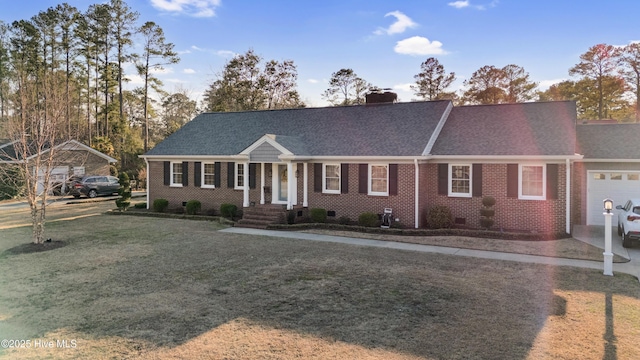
[[235, 163, 245, 189], [201, 162, 216, 188], [73, 166, 85, 176], [519, 164, 545, 200], [323, 164, 341, 194], [369, 164, 388, 196], [449, 164, 472, 197], [171, 162, 183, 187]]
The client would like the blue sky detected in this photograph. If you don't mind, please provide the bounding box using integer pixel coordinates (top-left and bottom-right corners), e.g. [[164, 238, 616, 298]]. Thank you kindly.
[[2, 0, 640, 107]]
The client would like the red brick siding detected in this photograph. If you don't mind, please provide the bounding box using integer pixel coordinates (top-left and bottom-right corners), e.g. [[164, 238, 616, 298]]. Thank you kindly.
[[306, 163, 416, 227], [150, 161, 417, 226], [149, 161, 264, 212], [420, 163, 568, 234]]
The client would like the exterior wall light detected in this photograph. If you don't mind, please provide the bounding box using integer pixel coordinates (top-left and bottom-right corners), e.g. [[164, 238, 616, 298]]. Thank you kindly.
[[604, 198, 613, 213]]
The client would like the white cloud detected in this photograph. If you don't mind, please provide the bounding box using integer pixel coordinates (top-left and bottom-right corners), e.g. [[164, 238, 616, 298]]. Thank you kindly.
[[394, 36, 447, 56], [183, 68, 196, 74], [125, 74, 144, 86], [374, 11, 418, 35], [449, 0, 498, 10], [538, 78, 566, 91], [150, 67, 174, 75], [216, 50, 236, 58], [393, 83, 413, 93], [150, 0, 221, 18], [307, 79, 319, 84], [448, 1, 470, 9]]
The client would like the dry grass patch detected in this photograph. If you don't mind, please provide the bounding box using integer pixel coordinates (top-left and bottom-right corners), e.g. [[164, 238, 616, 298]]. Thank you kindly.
[[302, 229, 628, 262], [0, 213, 639, 359]]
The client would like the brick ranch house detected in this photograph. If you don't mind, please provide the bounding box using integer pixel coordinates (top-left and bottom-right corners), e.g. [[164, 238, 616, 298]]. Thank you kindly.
[[0, 139, 117, 194], [140, 99, 601, 235]]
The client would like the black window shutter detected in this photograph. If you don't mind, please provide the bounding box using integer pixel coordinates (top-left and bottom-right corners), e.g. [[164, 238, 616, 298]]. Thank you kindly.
[[547, 164, 558, 200], [314, 163, 322, 192], [249, 163, 257, 189], [507, 164, 518, 198], [194, 162, 201, 187], [389, 164, 398, 195], [163, 161, 170, 185], [438, 163, 448, 195], [472, 164, 482, 197], [182, 162, 189, 186], [358, 164, 368, 194], [214, 162, 221, 187], [227, 162, 235, 188], [341, 164, 349, 194]]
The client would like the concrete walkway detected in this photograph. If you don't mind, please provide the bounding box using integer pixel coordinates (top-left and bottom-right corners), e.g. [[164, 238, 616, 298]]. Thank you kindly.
[[220, 226, 640, 282]]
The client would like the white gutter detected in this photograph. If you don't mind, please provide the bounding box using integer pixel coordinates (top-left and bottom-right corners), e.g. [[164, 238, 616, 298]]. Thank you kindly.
[[278, 155, 431, 163], [139, 154, 249, 161], [575, 158, 640, 163], [429, 154, 584, 162], [414, 158, 419, 229], [566, 158, 571, 234]]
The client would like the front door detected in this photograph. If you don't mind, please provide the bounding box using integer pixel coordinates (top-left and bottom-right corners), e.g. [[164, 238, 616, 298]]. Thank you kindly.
[[278, 164, 288, 202]]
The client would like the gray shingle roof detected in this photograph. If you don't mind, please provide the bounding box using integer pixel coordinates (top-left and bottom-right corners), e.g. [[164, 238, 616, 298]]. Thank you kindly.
[[430, 101, 577, 156], [577, 123, 640, 159], [145, 101, 452, 157]]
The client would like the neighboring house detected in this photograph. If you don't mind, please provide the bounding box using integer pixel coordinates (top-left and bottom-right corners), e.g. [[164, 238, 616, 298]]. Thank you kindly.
[[0, 139, 117, 194], [574, 123, 640, 226], [142, 99, 583, 234]]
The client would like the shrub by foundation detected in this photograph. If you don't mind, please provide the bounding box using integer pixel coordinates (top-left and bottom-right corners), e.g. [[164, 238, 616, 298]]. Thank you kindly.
[[153, 198, 169, 213], [426, 205, 453, 229], [220, 203, 238, 219], [358, 212, 379, 227], [310, 208, 327, 223], [186, 200, 202, 215]]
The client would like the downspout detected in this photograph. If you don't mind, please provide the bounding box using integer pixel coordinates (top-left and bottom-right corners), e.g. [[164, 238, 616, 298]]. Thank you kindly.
[[566, 158, 571, 234], [415, 158, 419, 229], [145, 158, 150, 210]]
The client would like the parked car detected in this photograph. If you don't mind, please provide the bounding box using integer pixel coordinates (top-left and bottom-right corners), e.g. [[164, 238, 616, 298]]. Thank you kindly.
[[68, 175, 120, 199], [616, 199, 640, 248]]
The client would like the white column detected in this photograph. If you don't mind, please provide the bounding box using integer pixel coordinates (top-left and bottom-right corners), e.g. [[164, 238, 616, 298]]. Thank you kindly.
[[566, 159, 571, 234], [303, 162, 309, 207], [287, 162, 294, 210], [603, 211, 614, 276], [145, 159, 150, 210], [260, 162, 265, 205], [243, 161, 250, 207], [414, 159, 419, 229]]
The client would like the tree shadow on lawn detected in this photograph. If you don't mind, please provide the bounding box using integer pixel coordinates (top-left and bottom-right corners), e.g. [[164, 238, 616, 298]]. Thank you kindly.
[[2, 240, 67, 256], [2, 233, 639, 359]]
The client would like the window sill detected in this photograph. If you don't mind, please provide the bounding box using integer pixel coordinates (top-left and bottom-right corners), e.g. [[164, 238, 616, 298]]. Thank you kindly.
[[368, 192, 389, 197], [201, 185, 216, 189], [448, 193, 472, 198], [519, 196, 546, 201], [170, 184, 183, 188]]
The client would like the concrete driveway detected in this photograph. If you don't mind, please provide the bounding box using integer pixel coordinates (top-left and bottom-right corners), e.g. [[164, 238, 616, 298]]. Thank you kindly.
[[573, 225, 640, 280], [0, 191, 146, 211]]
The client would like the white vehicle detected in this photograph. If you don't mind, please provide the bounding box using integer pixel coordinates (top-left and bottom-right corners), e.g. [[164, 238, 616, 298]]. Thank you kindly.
[[616, 199, 640, 248]]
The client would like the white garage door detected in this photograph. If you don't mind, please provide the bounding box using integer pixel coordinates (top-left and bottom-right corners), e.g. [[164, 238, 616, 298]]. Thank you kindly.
[[587, 171, 640, 225]]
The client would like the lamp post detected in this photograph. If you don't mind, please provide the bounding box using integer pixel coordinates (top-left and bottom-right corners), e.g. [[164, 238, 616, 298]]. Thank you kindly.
[[603, 198, 614, 276]]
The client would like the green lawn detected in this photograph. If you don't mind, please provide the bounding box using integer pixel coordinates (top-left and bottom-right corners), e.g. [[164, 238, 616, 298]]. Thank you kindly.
[[0, 211, 639, 359]]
